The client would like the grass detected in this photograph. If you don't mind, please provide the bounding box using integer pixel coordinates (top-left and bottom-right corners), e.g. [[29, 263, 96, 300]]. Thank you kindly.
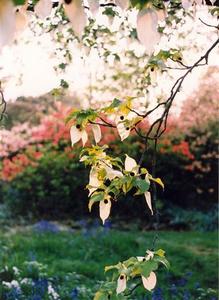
[[0, 226, 218, 299]]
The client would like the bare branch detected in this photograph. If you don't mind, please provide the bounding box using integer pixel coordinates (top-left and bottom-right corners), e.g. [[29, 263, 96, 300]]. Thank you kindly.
[[199, 18, 219, 30], [0, 82, 7, 123]]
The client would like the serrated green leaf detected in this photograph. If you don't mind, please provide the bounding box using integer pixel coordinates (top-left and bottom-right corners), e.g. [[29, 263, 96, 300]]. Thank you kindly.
[[123, 257, 137, 268], [140, 260, 158, 278], [134, 178, 150, 193], [105, 262, 122, 272], [90, 192, 105, 202], [154, 256, 170, 269]]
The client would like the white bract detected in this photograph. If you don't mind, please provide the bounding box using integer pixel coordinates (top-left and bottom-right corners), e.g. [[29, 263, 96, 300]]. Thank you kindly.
[[63, 0, 87, 38], [124, 154, 139, 174], [117, 122, 131, 141], [116, 274, 127, 294], [137, 249, 154, 262], [115, 0, 129, 10], [88, 167, 102, 196], [142, 271, 157, 291], [0, 0, 15, 49], [182, 0, 203, 9], [34, 0, 52, 19], [87, 163, 122, 196], [91, 124, 102, 144], [144, 191, 153, 215], [70, 124, 102, 146], [137, 8, 161, 54], [70, 125, 88, 146], [99, 198, 111, 224], [88, 0, 99, 16], [15, 6, 28, 34]]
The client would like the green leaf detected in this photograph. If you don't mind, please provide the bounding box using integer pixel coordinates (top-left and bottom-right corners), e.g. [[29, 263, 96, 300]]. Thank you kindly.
[[134, 178, 150, 193], [13, 0, 25, 4], [94, 291, 108, 300], [154, 256, 170, 269], [140, 260, 158, 278], [123, 257, 137, 268], [150, 177, 164, 190], [155, 249, 165, 257], [90, 192, 105, 202], [140, 168, 149, 175], [105, 262, 122, 272]]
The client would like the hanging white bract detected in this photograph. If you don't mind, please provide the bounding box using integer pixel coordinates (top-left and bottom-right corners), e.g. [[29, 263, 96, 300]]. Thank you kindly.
[[0, 0, 15, 49], [15, 5, 28, 34], [136, 7, 161, 54], [87, 0, 99, 16], [34, 0, 53, 19], [116, 274, 127, 294], [63, 0, 87, 38], [115, 0, 129, 10], [99, 198, 111, 224], [142, 271, 157, 291]]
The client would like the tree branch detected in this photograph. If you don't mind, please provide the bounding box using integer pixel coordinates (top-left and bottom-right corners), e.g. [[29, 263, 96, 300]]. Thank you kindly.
[[0, 82, 6, 123]]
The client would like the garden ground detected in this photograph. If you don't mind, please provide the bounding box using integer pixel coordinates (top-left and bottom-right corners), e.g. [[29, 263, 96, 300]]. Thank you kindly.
[[0, 224, 218, 299]]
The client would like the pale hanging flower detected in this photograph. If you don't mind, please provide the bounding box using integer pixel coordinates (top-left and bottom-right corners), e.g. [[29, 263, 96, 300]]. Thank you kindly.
[[87, 0, 99, 16], [144, 191, 153, 215], [88, 167, 102, 196], [34, 0, 52, 19], [70, 124, 101, 146], [70, 125, 88, 146], [136, 8, 161, 54], [104, 165, 123, 180], [156, 8, 166, 22], [117, 122, 131, 141], [87, 164, 122, 196], [0, 0, 15, 49], [91, 124, 101, 144], [148, 64, 164, 85], [182, 0, 202, 9], [182, 0, 191, 9], [15, 5, 28, 34], [142, 271, 157, 291], [99, 198, 111, 224], [124, 154, 139, 175], [145, 250, 154, 260], [115, 0, 129, 10], [116, 274, 127, 294], [63, 0, 87, 38], [137, 250, 154, 262]]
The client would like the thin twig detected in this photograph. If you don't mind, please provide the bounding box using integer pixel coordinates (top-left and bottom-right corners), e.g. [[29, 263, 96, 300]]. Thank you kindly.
[[199, 18, 219, 30], [0, 82, 7, 122], [124, 282, 142, 296]]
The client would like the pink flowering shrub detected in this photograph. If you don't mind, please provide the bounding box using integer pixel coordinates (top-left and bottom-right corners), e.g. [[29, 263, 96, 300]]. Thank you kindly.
[[0, 67, 218, 217], [0, 103, 72, 181]]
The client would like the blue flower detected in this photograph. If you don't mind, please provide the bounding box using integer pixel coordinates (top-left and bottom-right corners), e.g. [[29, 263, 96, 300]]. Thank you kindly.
[[30, 296, 42, 300], [32, 278, 48, 297], [176, 277, 188, 287], [152, 287, 164, 300], [33, 220, 59, 233], [170, 283, 178, 296], [70, 287, 79, 299], [182, 290, 191, 300], [185, 271, 193, 278]]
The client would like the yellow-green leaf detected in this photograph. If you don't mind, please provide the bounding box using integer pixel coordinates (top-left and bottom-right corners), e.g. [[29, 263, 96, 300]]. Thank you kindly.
[[151, 177, 164, 189], [155, 249, 165, 257]]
